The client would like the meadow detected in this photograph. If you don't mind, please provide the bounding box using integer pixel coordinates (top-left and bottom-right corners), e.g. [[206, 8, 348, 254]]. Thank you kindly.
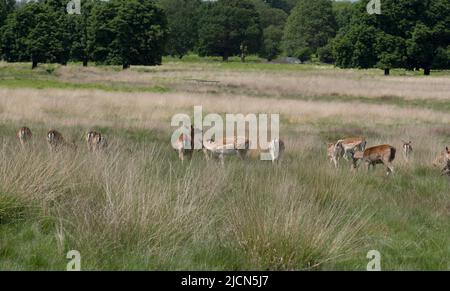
[[0, 57, 449, 270]]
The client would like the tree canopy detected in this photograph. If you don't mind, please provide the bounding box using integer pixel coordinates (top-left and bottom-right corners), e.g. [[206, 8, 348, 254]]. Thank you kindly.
[[333, 0, 450, 75], [283, 0, 336, 59], [197, 0, 262, 61]]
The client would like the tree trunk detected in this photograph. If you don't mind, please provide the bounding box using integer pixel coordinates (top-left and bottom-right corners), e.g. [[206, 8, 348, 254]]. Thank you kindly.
[[424, 68, 430, 75], [123, 63, 130, 70], [222, 51, 229, 62], [32, 60, 38, 69], [82, 59, 88, 67], [384, 68, 390, 76]]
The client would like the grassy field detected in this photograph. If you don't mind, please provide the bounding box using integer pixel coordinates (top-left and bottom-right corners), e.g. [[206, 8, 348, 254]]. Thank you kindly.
[[0, 58, 449, 271]]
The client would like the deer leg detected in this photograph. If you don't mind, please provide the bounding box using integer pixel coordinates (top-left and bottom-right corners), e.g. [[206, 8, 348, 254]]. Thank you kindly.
[[178, 150, 184, 162], [383, 161, 394, 176], [332, 156, 338, 169]]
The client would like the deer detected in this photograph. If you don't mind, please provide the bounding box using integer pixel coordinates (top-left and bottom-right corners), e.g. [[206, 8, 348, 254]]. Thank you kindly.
[[47, 130, 77, 152], [17, 127, 32, 148], [327, 137, 366, 168], [173, 126, 195, 162], [86, 131, 108, 152], [352, 144, 397, 177], [402, 140, 413, 162], [203, 136, 250, 165], [327, 142, 344, 168]]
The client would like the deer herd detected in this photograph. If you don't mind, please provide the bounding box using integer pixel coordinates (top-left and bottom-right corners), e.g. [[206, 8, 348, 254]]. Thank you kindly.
[[14, 126, 450, 178], [17, 126, 107, 153]]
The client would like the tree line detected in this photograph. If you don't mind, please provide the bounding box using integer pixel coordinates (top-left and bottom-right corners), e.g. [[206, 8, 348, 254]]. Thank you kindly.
[[0, 0, 449, 74]]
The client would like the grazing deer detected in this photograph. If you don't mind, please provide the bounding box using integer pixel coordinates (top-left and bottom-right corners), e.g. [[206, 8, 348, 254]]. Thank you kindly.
[[203, 137, 250, 165], [86, 131, 108, 152], [17, 127, 32, 147], [402, 140, 413, 161], [268, 139, 285, 164], [335, 137, 367, 161], [47, 130, 77, 152], [174, 126, 195, 162], [353, 144, 397, 176]]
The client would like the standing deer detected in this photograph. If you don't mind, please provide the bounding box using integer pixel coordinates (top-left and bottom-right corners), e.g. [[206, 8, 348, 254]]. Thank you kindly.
[[327, 142, 343, 168], [203, 137, 250, 165], [86, 131, 108, 152], [17, 127, 32, 148], [353, 144, 397, 176], [402, 140, 413, 162]]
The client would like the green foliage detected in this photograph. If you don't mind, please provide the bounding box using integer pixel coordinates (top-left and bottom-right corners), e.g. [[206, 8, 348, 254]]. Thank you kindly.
[[332, 24, 378, 69], [332, 0, 355, 32], [317, 43, 334, 64], [263, 0, 297, 13], [283, 0, 336, 56], [197, 0, 262, 61], [333, 0, 450, 73], [0, 2, 66, 67], [260, 25, 283, 61], [89, 0, 168, 68], [0, 0, 15, 28], [253, 0, 287, 61], [158, 0, 201, 59]]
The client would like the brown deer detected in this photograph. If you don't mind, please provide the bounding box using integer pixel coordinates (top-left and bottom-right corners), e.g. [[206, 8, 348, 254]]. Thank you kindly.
[[86, 131, 108, 152], [203, 136, 250, 165], [353, 144, 397, 176], [47, 130, 77, 152], [17, 127, 32, 147], [402, 140, 413, 162], [327, 142, 343, 168]]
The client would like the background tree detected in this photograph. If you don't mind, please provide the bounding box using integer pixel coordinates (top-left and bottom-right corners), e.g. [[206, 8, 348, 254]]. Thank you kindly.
[[67, 0, 96, 66], [197, 0, 262, 61], [89, 0, 168, 69], [332, 0, 355, 33], [0, 1, 65, 68], [260, 25, 283, 62], [282, 0, 336, 60], [0, 0, 15, 28], [158, 0, 201, 59], [252, 0, 287, 61], [333, 0, 450, 75]]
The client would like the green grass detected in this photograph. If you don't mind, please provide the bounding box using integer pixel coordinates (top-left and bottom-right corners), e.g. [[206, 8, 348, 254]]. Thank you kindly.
[[0, 78, 170, 93]]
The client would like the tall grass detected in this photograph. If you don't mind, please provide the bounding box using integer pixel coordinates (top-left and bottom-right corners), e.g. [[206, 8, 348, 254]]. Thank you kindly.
[[0, 137, 369, 270]]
